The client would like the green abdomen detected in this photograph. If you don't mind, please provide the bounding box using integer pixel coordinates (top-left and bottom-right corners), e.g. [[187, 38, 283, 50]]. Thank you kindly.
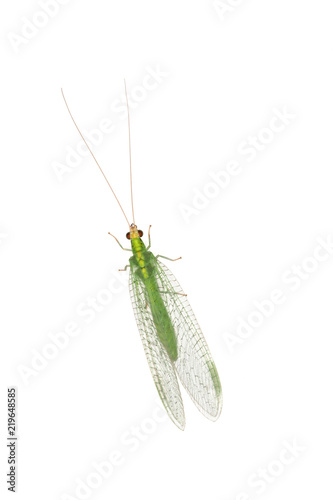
[[145, 276, 178, 362], [130, 241, 178, 362]]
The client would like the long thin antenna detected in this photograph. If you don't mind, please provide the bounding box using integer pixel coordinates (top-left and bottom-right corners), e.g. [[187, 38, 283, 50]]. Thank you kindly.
[[61, 88, 131, 228], [123, 79, 135, 225]]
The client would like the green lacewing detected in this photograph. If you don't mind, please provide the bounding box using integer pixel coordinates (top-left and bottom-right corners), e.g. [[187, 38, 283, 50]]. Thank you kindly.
[[61, 83, 222, 430]]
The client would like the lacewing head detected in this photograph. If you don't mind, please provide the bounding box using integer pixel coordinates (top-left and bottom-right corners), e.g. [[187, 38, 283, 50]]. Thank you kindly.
[[126, 224, 143, 240]]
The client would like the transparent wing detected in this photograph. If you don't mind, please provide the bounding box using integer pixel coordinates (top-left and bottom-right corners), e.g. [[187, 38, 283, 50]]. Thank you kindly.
[[129, 265, 185, 430], [155, 260, 223, 421]]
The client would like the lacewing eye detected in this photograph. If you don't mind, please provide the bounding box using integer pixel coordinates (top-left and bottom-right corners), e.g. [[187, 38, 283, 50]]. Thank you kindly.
[[126, 232, 131, 240], [138, 230, 143, 237]]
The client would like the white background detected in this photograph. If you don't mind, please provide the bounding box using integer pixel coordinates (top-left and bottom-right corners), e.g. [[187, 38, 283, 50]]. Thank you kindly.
[[1, 1, 333, 499]]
